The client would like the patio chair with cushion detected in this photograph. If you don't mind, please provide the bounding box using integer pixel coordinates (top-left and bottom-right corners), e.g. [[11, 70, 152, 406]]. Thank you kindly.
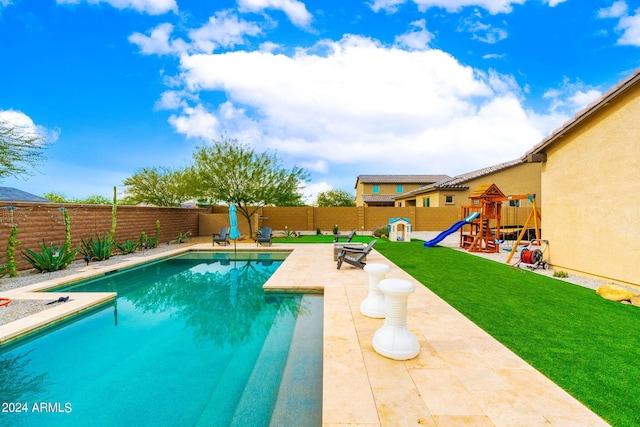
[[212, 227, 230, 246], [333, 229, 357, 243], [255, 227, 273, 246], [337, 239, 377, 269]]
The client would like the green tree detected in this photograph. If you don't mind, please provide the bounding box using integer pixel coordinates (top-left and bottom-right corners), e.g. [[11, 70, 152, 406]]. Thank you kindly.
[[0, 119, 48, 181], [77, 195, 111, 204], [315, 189, 356, 206], [43, 192, 71, 203], [42, 192, 111, 204], [191, 139, 309, 235], [122, 166, 192, 207]]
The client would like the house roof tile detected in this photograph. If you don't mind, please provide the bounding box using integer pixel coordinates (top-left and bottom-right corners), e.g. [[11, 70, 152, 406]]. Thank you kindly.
[[361, 194, 396, 203], [394, 159, 523, 198], [356, 174, 451, 185]]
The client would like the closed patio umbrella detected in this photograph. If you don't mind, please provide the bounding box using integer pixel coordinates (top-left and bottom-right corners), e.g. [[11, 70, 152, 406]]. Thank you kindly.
[[229, 204, 240, 254]]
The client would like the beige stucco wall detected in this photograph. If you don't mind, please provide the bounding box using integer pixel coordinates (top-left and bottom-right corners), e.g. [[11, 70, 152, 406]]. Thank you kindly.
[[541, 84, 640, 286], [356, 182, 427, 206]]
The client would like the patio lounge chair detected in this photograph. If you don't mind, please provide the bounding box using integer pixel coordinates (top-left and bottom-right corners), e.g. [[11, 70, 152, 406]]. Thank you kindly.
[[337, 239, 377, 269], [212, 227, 230, 246], [255, 227, 273, 246], [333, 229, 356, 243]]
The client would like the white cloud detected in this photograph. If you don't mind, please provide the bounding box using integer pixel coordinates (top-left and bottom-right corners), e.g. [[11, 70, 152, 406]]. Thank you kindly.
[[460, 16, 508, 43], [598, 1, 628, 19], [188, 10, 262, 54], [617, 10, 640, 46], [394, 19, 434, 50], [542, 77, 602, 114], [544, 0, 567, 6], [299, 159, 329, 174], [154, 90, 189, 110], [237, 0, 312, 28], [597, 1, 640, 46], [301, 181, 333, 204], [410, 0, 525, 15], [167, 34, 553, 177], [369, 0, 408, 13], [129, 23, 185, 56], [56, 0, 177, 15], [168, 104, 220, 140], [569, 89, 602, 110], [0, 109, 60, 143], [130, 12, 262, 56]]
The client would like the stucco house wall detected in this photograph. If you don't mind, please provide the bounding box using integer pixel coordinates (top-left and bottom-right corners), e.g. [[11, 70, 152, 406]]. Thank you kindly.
[[354, 175, 450, 207], [524, 70, 640, 287]]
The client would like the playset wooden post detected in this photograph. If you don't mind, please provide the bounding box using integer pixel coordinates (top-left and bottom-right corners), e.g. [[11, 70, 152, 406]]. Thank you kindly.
[[459, 183, 542, 257], [460, 184, 504, 253]]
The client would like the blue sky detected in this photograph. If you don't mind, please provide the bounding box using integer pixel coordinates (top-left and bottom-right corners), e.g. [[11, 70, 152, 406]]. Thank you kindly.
[[1, 0, 639, 202]]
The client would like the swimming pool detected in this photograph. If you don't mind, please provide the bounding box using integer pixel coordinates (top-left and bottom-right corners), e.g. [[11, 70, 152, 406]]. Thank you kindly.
[[0, 251, 323, 426]]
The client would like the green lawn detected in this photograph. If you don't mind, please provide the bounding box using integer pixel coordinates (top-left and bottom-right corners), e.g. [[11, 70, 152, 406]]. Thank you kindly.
[[373, 239, 639, 427], [272, 235, 375, 244]]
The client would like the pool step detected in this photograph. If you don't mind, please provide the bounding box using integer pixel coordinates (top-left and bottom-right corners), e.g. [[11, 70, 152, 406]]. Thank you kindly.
[[269, 295, 324, 427], [229, 301, 299, 426], [195, 302, 291, 426]]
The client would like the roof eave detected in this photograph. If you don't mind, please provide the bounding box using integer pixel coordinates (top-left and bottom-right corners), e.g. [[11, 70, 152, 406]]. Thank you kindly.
[[524, 68, 640, 161]]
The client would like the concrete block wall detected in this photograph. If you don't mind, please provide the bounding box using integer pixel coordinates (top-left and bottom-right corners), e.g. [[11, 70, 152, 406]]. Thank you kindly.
[[0, 203, 204, 271]]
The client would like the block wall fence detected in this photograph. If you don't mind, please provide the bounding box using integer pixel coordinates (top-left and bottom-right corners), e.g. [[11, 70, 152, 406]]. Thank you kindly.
[[2, 203, 536, 272], [198, 205, 464, 236], [0, 203, 204, 271]]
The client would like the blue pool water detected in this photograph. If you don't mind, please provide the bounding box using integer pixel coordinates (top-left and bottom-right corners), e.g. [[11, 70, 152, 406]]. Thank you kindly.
[[0, 251, 323, 427]]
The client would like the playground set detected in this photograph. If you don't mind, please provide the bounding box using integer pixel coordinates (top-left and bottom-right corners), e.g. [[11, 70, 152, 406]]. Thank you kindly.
[[424, 183, 544, 266]]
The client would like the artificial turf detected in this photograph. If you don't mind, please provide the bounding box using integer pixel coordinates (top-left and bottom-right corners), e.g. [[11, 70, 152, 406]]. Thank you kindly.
[[272, 235, 374, 244], [374, 239, 639, 427]]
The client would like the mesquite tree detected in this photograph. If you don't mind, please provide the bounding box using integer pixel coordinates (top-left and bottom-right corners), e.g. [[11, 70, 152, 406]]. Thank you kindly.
[[191, 139, 308, 236]]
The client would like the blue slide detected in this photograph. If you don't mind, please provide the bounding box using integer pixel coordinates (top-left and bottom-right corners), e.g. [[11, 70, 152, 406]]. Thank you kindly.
[[423, 212, 480, 248]]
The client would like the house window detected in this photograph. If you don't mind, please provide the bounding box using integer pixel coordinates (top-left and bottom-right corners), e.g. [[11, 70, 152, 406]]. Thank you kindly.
[[509, 200, 520, 207], [445, 195, 454, 204], [396, 185, 403, 193], [373, 185, 379, 194], [424, 197, 430, 207]]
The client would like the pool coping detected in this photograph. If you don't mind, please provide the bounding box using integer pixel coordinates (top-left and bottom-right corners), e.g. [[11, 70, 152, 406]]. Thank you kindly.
[[0, 242, 610, 426]]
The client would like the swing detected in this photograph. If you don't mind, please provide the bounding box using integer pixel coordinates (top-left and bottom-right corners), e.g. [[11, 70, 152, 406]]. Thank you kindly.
[[501, 201, 519, 251]]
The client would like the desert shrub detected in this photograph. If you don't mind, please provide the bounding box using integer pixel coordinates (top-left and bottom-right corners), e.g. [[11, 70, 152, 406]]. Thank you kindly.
[[117, 240, 139, 254], [80, 235, 114, 261], [281, 229, 299, 238], [23, 241, 77, 272], [372, 226, 389, 239], [176, 231, 192, 243]]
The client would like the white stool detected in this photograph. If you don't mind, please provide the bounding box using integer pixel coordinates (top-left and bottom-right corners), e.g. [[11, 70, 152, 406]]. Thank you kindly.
[[372, 278, 420, 360], [360, 263, 390, 318]]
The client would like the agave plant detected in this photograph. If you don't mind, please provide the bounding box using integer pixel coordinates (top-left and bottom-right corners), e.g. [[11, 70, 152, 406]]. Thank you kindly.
[[116, 240, 139, 255], [22, 241, 77, 273], [79, 235, 114, 261]]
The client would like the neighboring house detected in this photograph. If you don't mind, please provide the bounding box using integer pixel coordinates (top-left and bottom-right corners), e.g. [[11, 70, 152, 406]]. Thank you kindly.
[[0, 187, 50, 203], [393, 160, 542, 212], [523, 68, 640, 287], [354, 175, 450, 207]]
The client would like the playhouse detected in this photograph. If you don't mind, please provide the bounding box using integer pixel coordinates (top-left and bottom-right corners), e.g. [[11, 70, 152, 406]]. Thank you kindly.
[[388, 217, 412, 242]]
